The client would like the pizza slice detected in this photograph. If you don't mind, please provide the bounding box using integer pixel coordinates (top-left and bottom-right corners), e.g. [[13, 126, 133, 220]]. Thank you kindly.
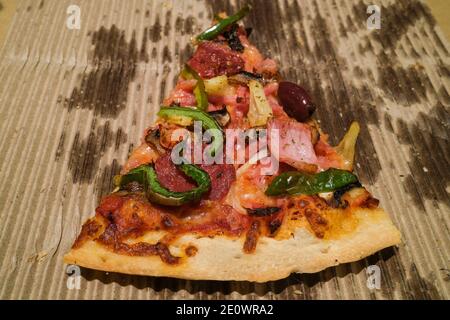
[[64, 6, 400, 282]]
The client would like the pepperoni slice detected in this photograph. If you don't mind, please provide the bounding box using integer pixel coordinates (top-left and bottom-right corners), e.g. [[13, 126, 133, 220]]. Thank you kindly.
[[188, 41, 245, 79], [200, 163, 236, 201], [154, 153, 196, 192], [154, 153, 236, 201]]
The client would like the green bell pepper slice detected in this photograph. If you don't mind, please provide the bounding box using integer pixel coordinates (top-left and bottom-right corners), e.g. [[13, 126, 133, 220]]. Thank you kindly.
[[195, 5, 251, 41], [116, 164, 211, 206], [157, 106, 223, 157], [182, 64, 208, 111], [265, 168, 359, 196]]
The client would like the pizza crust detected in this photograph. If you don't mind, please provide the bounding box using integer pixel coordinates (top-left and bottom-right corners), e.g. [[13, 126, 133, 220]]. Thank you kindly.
[[64, 207, 400, 282]]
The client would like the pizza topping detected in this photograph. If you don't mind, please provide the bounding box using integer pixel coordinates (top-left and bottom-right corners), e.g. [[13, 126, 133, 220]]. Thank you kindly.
[[335, 121, 360, 171], [163, 80, 197, 107], [155, 152, 236, 201], [187, 41, 245, 78], [208, 107, 230, 127], [257, 59, 278, 78], [155, 153, 197, 192], [223, 23, 245, 52], [330, 181, 362, 208], [116, 164, 211, 206], [240, 39, 264, 73], [314, 136, 344, 170], [308, 120, 321, 146], [265, 168, 359, 197], [147, 164, 211, 206], [195, 5, 251, 42], [268, 117, 318, 172], [278, 81, 316, 122], [158, 106, 223, 156], [203, 75, 229, 95], [340, 187, 379, 209], [121, 143, 159, 174], [247, 80, 273, 127], [181, 64, 208, 110], [230, 161, 283, 211], [223, 85, 250, 127], [243, 220, 260, 253], [200, 163, 236, 200], [144, 126, 166, 154], [228, 71, 263, 86], [245, 206, 281, 217]]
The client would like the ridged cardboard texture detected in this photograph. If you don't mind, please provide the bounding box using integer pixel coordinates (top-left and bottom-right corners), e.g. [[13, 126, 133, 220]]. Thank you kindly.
[[0, 0, 448, 299]]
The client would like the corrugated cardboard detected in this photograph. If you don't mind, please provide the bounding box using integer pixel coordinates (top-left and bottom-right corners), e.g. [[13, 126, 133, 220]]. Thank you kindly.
[[0, 0, 448, 299]]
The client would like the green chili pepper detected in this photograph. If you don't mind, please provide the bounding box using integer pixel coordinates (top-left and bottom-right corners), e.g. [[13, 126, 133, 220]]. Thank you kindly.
[[182, 64, 208, 111], [196, 5, 251, 41], [158, 106, 223, 156], [116, 164, 211, 206], [265, 168, 359, 196]]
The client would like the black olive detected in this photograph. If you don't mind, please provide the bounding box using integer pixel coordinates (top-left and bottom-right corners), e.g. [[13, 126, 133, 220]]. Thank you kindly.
[[278, 81, 316, 122]]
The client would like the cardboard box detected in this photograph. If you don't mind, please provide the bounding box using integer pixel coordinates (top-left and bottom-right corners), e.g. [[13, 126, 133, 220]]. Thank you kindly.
[[0, 0, 448, 299]]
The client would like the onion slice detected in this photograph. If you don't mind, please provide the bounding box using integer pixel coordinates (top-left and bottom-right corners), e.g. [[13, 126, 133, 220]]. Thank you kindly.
[[335, 121, 360, 171], [247, 80, 273, 127]]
